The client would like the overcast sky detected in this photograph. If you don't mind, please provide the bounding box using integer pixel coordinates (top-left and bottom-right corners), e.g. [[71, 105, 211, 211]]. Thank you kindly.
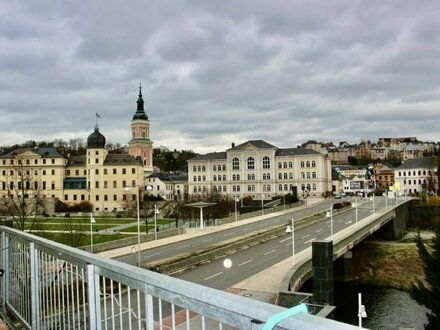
[[1, 1, 439, 154]]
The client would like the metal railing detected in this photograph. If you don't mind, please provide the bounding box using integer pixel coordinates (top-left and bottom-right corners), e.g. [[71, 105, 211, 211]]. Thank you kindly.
[[0, 226, 358, 329]]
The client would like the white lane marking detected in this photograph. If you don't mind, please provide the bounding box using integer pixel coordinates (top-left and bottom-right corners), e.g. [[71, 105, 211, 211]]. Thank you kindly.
[[316, 228, 323, 233], [178, 245, 189, 249], [345, 220, 352, 224], [302, 234, 310, 239], [202, 238, 213, 242], [280, 237, 291, 243], [238, 259, 253, 267], [264, 249, 277, 256], [285, 242, 292, 246], [204, 272, 223, 281], [304, 237, 317, 245], [144, 252, 160, 258]]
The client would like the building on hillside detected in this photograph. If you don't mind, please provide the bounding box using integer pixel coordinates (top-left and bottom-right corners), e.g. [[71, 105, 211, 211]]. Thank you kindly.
[[187, 140, 332, 200], [333, 165, 374, 196], [128, 84, 153, 173], [146, 172, 188, 201], [373, 164, 394, 190], [394, 157, 438, 196]]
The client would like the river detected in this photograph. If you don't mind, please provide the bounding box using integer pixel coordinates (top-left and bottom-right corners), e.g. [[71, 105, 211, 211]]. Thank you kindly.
[[334, 282, 429, 329]]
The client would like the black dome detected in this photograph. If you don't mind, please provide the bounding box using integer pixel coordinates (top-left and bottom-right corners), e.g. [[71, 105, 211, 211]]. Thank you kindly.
[[87, 127, 106, 148]]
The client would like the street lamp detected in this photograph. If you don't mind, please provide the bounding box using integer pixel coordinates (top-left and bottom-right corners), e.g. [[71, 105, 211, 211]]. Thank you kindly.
[[90, 213, 96, 253], [261, 194, 265, 215], [154, 204, 160, 240], [358, 292, 367, 327], [124, 186, 141, 267], [234, 197, 239, 222], [325, 207, 333, 240], [283, 194, 286, 211], [351, 198, 359, 228], [285, 217, 295, 266], [369, 195, 375, 214]]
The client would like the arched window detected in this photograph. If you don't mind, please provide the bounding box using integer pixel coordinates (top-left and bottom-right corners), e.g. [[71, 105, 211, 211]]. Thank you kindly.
[[237, 185, 240, 192], [283, 173, 288, 179], [237, 174, 240, 180], [198, 175, 201, 181], [232, 185, 236, 192], [263, 173, 267, 180], [213, 165, 217, 171], [248, 174, 252, 180], [223, 175, 226, 181], [193, 166, 197, 172], [247, 157, 255, 170], [202, 175, 206, 181], [193, 186, 197, 192], [289, 162, 293, 168], [289, 173, 293, 179], [312, 183, 316, 190], [232, 158, 240, 170], [248, 185, 252, 192], [283, 162, 287, 168], [193, 176, 197, 182], [267, 185, 271, 191], [278, 173, 282, 179], [217, 175, 222, 181], [278, 162, 282, 169], [312, 172, 316, 178], [301, 172, 305, 179], [306, 161, 310, 168], [267, 173, 271, 180], [198, 166, 201, 171], [222, 165, 226, 171], [300, 161, 305, 168], [213, 186, 217, 192], [279, 184, 283, 191], [306, 172, 310, 179], [202, 165, 206, 171], [312, 161, 316, 167], [263, 156, 270, 169], [284, 184, 288, 191], [307, 184, 311, 191], [213, 176, 217, 181]]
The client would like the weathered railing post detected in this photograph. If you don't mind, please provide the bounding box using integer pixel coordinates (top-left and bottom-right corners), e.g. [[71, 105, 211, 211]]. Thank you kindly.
[[30, 242, 40, 330], [0, 231, 9, 314], [87, 264, 101, 330]]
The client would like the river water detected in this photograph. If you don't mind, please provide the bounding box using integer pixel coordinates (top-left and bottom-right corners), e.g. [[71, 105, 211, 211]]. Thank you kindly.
[[334, 282, 429, 329]]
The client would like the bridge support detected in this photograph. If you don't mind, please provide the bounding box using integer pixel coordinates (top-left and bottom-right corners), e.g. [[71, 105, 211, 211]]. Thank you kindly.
[[312, 240, 334, 305], [334, 251, 354, 282]]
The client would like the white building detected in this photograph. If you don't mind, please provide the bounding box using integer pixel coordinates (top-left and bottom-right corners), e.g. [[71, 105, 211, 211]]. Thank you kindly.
[[394, 157, 438, 195], [188, 140, 332, 200]]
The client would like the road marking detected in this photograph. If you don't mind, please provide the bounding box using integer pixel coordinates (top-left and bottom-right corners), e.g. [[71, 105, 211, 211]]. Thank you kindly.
[[316, 228, 323, 233], [238, 259, 253, 267], [325, 220, 331, 224], [345, 220, 352, 224], [202, 238, 213, 242], [304, 237, 317, 245], [302, 234, 310, 239], [285, 242, 292, 246], [144, 252, 160, 258], [264, 249, 277, 255], [204, 272, 223, 281], [279, 237, 291, 243], [178, 245, 190, 249]]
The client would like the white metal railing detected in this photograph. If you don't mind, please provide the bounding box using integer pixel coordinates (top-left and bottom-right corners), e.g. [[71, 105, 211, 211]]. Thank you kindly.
[[0, 226, 358, 329]]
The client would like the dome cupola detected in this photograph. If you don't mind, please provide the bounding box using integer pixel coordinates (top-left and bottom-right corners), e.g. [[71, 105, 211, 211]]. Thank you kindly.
[[87, 127, 106, 148]]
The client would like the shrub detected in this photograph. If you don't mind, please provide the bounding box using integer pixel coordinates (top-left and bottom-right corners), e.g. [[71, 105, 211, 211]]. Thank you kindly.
[[332, 203, 343, 210]]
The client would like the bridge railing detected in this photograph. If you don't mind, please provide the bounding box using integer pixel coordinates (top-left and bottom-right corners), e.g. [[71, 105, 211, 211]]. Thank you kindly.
[[0, 226, 357, 330]]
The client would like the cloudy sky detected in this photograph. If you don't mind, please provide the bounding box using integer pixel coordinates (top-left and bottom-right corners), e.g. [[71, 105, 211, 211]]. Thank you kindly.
[[1, 1, 439, 153]]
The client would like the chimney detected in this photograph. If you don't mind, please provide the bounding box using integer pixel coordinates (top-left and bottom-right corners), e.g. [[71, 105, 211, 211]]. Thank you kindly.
[[231, 142, 235, 148]]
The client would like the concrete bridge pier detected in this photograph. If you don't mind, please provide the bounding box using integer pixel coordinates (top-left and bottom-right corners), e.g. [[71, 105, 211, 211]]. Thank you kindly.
[[334, 251, 354, 282], [312, 240, 334, 306]]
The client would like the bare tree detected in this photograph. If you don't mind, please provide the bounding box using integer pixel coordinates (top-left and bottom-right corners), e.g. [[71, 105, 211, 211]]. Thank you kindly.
[[0, 156, 46, 231]]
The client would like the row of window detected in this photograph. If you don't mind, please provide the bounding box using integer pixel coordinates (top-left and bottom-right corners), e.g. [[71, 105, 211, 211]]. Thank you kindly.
[[66, 168, 137, 176], [212, 164, 226, 171], [65, 194, 137, 202], [192, 172, 317, 182], [2, 169, 57, 176], [1, 181, 56, 190], [191, 183, 318, 194], [403, 179, 428, 185], [397, 170, 431, 177], [231, 158, 317, 170], [1, 158, 57, 165]]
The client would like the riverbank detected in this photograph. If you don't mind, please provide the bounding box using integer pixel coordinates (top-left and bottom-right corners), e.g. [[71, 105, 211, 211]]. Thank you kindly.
[[353, 230, 434, 290]]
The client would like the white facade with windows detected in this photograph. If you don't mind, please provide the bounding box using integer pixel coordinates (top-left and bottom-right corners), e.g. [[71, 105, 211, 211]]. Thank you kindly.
[[188, 140, 332, 200], [394, 157, 438, 196]]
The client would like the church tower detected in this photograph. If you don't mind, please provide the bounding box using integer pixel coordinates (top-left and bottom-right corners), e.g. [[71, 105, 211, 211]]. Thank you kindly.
[[128, 84, 153, 173]]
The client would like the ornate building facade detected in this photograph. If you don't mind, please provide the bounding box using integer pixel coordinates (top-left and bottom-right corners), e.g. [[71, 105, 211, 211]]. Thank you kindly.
[[188, 140, 332, 200]]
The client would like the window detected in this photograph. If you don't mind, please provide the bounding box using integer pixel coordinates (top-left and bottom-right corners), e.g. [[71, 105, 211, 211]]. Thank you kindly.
[[113, 168, 117, 175], [51, 170, 55, 175], [312, 183, 316, 190], [214, 186, 218, 192], [289, 173, 293, 179], [312, 172, 316, 178], [194, 176, 197, 182], [95, 169, 99, 175], [198, 166, 201, 171], [263, 173, 267, 180], [198, 176, 201, 182], [278, 162, 282, 169], [202, 165, 206, 171], [307, 172, 311, 179], [122, 168, 126, 174], [214, 176, 217, 181], [113, 181, 117, 188], [236, 185, 240, 192], [278, 173, 282, 179], [248, 185, 252, 192], [203, 176, 206, 181], [283, 173, 288, 179], [283, 162, 287, 169], [247, 157, 255, 170], [279, 184, 283, 191], [289, 162, 293, 168], [262, 156, 270, 169], [301, 172, 305, 179], [104, 195, 108, 201], [306, 161, 310, 168], [132, 168, 136, 174], [232, 158, 240, 170], [103, 169, 107, 175], [312, 161, 316, 167], [222, 165, 226, 171], [300, 161, 305, 168], [95, 181, 99, 188], [237, 174, 240, 180], [217, 175, 221, 181], [104, 181, 108, 188], [213, 165, 217, 171], [193, 166, 197, 172], [284, 184, 288, 191]]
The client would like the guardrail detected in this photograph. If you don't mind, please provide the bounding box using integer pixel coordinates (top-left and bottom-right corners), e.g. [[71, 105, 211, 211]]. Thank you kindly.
[[0, 226, 358, 329]]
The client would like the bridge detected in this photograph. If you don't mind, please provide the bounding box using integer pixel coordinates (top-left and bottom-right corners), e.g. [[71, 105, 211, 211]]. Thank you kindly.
[[0, 197, 412, 329]]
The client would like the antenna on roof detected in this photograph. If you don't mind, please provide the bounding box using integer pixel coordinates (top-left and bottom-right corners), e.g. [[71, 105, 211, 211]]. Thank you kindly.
[[95, 112, 101, 129]]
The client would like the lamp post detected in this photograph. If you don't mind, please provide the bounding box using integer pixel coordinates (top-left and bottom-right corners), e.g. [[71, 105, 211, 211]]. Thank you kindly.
[[283, 194, 286, 211], [352, 197, 358, 227], [261, 194, 265, 215], [90, 213, 96, 253], [154, 204, 160, 240], [234, 197, 239, 222], [358, 292, 367, 327], [325, 207, 333, 240], [285, 217, 295, 266], [125, 186, 141, 267]]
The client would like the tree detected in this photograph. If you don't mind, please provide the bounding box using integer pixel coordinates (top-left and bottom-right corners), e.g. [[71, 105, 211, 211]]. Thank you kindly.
[[0, 157, 46, 231], [410, 228, 440, 329]]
